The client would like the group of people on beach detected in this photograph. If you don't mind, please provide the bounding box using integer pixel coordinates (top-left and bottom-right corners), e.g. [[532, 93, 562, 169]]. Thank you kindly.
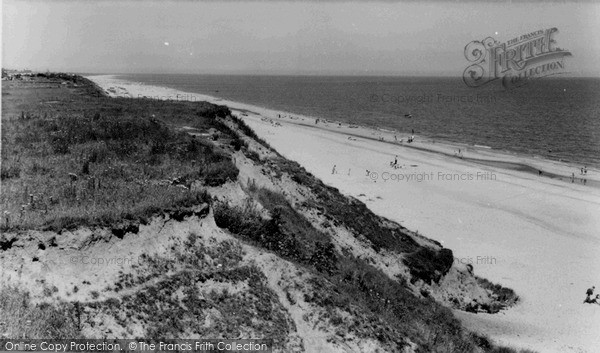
[[331, 165, 350, 176], [277, 113, 299, 120], [571, 169, 588, 185], [584, 286, 600, 305]]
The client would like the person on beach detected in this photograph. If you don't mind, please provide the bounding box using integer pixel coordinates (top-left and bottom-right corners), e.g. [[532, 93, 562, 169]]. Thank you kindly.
[[581, 167, 584, 175], [584, 166, 587, 175], [332, 165, 337, 174], [571, 173, 575, 183], [584, 286, 595, 303], [584, 294, 600, 304]]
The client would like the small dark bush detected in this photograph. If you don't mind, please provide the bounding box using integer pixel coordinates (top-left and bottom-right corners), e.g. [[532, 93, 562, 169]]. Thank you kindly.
[[310, 242, 338, 275], [203, 161, 239, 186], [403, 247, 454, 284]]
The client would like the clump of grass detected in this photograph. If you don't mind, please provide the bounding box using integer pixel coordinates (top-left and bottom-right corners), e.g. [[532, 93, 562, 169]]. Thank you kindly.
[[477, 277, 520, 310], [214, 187, 338, 273], [402, 246, 454, 285], [213, 201, 307, 261]]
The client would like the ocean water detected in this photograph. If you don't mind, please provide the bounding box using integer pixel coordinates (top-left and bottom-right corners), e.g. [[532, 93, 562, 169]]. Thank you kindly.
[[120, 74, 600, 168]]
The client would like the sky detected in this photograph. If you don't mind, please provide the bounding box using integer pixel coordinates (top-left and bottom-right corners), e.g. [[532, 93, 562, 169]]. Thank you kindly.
[[2, 0, 600, 76]]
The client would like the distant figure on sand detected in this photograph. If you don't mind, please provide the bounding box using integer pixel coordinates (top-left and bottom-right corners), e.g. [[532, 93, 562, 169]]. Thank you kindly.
[[584, 294, 600, 305], [571, 173, 575, 183], [584, 286, 595, 303], [390, 156, 399, 169], [332, 165, 337, 174], [584, 166, 587, 175]]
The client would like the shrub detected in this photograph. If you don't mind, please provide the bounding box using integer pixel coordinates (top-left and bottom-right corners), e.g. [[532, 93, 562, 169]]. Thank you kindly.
[[203, 161, 239, 186], [477, 277, 519, 308], [403, 247, 454, 284], [310, 242, 338, 275]]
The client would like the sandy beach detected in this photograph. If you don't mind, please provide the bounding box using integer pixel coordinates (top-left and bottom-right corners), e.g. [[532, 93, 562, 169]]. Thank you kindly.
[[88, 75, 600, 353]]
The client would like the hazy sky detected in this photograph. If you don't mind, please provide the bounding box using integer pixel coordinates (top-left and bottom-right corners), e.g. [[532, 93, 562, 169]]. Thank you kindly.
[[3, 0, 599, 76]]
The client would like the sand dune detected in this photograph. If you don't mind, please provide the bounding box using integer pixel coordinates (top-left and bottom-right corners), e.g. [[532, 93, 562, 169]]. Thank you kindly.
[[88, 75, 600, 353]]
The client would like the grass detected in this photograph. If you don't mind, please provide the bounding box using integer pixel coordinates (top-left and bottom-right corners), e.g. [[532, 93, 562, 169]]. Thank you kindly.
[[1, 76, 237, 232], [0, 286, 81, 339], [476, 277, 520, 313]]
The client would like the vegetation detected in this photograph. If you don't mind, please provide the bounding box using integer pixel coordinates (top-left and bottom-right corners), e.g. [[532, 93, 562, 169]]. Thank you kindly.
[[275, 158, 420, 254], [229, 113, 274, 150], [1, 77, 236, 231], [0, 286, 81, 339], [403, 247, 455, 284], [91, 234, 291, 346], [214, 186, 338, 273], [476, 277, 520, 313]]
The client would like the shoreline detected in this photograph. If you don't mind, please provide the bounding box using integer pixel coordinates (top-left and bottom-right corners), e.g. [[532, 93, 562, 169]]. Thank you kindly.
[[87, 74, 599, 188], [87, 74, 600, 353], [272, 120, 600, 188]]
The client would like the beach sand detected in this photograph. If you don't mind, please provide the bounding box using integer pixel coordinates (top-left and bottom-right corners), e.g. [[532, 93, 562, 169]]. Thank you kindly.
[[88, 75, 600, 353]]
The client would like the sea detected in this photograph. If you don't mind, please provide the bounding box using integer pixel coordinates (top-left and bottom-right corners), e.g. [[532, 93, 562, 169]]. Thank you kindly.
[[119, 74, 600, 169]]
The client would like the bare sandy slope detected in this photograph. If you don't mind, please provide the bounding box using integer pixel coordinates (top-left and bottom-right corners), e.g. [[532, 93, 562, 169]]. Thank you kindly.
[[88, 75, 600, 353]]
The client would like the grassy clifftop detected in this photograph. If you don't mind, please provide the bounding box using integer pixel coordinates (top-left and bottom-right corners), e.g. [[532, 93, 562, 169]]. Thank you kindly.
[[0, 74, 526, 352]]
